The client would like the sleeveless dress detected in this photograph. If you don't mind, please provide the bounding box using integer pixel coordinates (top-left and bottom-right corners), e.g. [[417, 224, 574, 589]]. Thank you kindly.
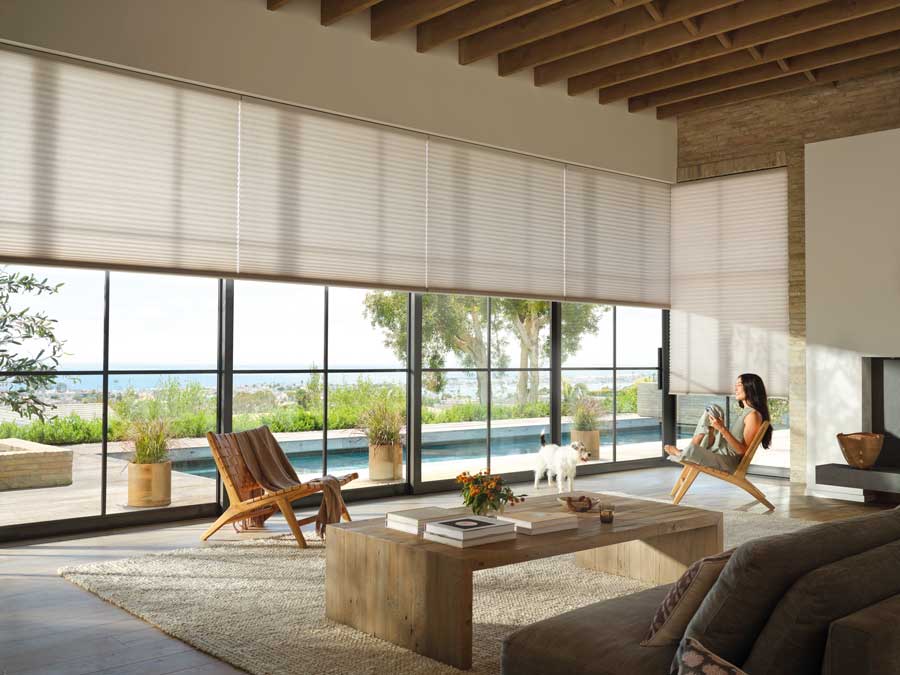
[[679, 407, 753, 472]]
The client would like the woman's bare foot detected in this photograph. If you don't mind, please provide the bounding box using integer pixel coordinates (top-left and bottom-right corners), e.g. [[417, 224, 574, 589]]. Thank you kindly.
[[664, 444, 681, 458]]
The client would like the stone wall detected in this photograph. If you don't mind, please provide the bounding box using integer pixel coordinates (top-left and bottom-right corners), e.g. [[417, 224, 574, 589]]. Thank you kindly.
[[0, 438, 73, 490], [677, 70, 900, 482]]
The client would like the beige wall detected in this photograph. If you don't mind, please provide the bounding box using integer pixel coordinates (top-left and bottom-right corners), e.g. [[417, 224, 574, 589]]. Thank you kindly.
[[806, 129, 900, 358], [805, 129, 900, 496], [678, 69, 900, 486], [0, 0, 676, 181]]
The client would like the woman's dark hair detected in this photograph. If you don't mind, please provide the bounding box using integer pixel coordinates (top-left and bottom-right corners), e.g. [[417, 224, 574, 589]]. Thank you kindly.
[[737, 373, 773, 449]]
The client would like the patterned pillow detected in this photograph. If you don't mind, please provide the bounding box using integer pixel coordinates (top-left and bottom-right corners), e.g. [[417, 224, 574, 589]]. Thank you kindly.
[[642, 549, 734, 646], [675, 638, 748, 675]]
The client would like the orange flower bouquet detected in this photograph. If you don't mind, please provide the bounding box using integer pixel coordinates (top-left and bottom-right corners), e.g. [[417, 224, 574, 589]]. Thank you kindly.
[[456, 471, 525, 516]]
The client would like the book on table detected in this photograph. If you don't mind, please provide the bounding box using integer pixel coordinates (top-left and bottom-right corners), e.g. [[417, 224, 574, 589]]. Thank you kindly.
[[385, 506, 470, 535], [496, 510, 579, 535], [424, 515, 515, 541], [423, 529, 517, 549]]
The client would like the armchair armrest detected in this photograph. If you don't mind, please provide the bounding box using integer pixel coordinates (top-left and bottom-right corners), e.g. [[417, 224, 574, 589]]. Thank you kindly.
[[823, 594, 900, 675]]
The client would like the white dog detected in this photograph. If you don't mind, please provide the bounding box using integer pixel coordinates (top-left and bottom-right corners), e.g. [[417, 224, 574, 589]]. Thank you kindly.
[[533, 431, 591, 493]]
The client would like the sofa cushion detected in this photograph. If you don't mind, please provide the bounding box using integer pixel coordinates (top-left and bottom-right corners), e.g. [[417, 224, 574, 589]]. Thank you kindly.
[[643, 549, 734, 646], [675, 638, 747, 675], [822, 594, 900, 675], [683, 506, 900, 667], [743, 538, 900, 675], [501, 585, 676, 675]]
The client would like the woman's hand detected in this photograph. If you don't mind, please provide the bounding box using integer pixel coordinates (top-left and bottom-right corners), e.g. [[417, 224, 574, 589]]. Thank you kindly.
[[708, 414, 725, 432]]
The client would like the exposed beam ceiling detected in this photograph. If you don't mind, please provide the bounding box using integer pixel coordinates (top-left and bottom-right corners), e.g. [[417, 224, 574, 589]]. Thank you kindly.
[[372, 0, 475, 40], [499, 0, 742, 76], [321, 0, 383, 26], [655, 47, 900, 116], [301, 0, 900, 117], [417, 0, 560, 52], [459, 0, 647, 65], [598, 7, 900, 102]]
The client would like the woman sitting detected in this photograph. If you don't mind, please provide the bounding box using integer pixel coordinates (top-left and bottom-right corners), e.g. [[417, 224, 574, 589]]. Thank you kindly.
[[664, 373, 773, 473]]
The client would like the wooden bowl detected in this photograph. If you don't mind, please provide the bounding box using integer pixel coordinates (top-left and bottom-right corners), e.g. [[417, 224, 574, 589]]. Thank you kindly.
[[557, 496, 600, 512], [836, 433, 884, 470]]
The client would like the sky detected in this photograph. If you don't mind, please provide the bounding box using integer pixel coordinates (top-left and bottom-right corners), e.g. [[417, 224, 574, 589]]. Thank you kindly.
[[5, 264, 662, 371]]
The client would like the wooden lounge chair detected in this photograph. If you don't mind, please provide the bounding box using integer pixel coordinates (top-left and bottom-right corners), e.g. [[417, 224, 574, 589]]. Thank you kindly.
[[203, 427, 358, 548], [670, 420, 774, 511]]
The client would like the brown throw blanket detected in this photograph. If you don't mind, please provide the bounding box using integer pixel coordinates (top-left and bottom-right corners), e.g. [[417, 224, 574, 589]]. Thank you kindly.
[[233, 426, 301, 492], [230, 426, 346, 538], [315, 475, 346, 538]]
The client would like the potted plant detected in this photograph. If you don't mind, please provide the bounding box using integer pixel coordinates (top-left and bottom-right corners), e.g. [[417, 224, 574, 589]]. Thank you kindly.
[[456, 471, 525, 516], [127, 418, 172, 507], [571, 397, 602, 461], [358, 395, 405, 481]]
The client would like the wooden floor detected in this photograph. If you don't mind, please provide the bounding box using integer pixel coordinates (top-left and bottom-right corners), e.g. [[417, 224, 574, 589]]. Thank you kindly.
[[0, 466, 881, 675]]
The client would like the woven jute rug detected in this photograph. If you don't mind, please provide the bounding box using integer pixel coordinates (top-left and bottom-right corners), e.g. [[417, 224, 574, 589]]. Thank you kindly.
[[59, 509, 811, 675]]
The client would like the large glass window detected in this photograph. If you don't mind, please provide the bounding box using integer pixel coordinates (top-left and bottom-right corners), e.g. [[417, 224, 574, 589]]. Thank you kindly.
[[562, 304, 664, 464], [106, 272, 219, 513], [0, 265, 105, 526], [333, 289, 409, 488], [0, 263, 674, 538]]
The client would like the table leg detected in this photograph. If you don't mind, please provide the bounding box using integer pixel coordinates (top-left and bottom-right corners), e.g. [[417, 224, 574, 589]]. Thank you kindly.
[[575, 520, 724, 584], [326, 528, 474, 669]]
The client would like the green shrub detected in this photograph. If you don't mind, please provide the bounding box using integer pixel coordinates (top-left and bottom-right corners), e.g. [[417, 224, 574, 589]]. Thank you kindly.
[[0, 414, 103, 444]]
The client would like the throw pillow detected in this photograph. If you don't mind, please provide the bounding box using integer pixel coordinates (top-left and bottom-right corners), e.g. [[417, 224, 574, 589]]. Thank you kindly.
[[642, 549, 734, 646], [676, 638, 748, 675]]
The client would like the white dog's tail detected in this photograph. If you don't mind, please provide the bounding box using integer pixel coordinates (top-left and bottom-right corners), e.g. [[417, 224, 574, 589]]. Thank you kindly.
[[540, 429, 548, 446]]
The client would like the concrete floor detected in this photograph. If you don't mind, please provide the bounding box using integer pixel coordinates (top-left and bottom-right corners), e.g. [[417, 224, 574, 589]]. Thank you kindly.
[[0, 466, 878, 675]]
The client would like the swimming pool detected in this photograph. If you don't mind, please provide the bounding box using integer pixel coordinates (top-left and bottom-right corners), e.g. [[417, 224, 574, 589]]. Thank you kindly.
[[171, 425, 663, 479]]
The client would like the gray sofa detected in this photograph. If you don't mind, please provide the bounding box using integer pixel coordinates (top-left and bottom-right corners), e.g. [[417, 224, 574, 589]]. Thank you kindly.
[[502, 506, 900, 675]]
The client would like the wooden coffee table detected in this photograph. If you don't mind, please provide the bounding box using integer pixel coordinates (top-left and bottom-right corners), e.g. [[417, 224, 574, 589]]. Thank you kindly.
[[325, 492, 723, 670]]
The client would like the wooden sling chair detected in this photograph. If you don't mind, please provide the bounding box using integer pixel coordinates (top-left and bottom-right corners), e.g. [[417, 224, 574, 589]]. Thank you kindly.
[[203, 427, 358, 548], [670, 420, 774, 511]]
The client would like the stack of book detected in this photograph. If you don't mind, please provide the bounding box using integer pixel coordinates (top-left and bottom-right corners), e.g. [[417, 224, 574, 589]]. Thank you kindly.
[[423, 515, 516, 548], [497, 510, 579, 535], [385, 506, 470, 535]]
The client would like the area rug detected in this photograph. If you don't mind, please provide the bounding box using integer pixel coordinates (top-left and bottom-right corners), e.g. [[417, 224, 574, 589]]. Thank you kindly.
[[59, 510, 812, 675]]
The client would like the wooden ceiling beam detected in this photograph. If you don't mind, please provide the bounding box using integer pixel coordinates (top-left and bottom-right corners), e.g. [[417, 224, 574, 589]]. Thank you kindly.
[[322, 0, 382, 25], [547, 0, 828, 87], [656, 47, 900, 117], [267, 0, 291, 10], [682, 18, 700, 35], [597, 8, 900, 102], [458, 0, 646, 65], [644, 1, 664, 22], [508, 0, 739, 78], [571, 0, 900, 94], [715, 32, 732, 48], [747, 45, 763, 61], [371, 0, 475, 40], [417, 0, 560, 52], [629, 30, 900, 110], [803, 69, 817, 81]]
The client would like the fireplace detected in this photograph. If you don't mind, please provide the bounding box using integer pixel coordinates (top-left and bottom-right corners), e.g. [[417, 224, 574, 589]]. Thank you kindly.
[[816, 358, 900, 503], [871, 358, 900, 468]]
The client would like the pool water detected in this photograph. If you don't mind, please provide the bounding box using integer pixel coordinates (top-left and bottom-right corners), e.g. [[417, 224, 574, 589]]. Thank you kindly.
[[173, 427, 663, 479]]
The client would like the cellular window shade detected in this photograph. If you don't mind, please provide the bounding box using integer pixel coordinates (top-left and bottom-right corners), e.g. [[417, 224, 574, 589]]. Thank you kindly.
[[0, 47, 239, 274], [669, 169, 789, 397], [565, 166, 670, 307], [426, 138, 565, 299], [238, 98, 427, 289]]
